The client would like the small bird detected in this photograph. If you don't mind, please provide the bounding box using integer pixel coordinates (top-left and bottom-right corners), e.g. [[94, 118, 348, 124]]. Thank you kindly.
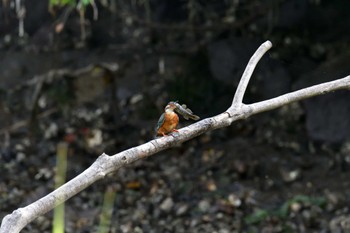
[[155, 102, 179, 137]]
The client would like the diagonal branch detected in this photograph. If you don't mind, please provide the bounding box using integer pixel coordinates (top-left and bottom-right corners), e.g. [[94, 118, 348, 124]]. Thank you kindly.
[[1, 41, 350, 233]]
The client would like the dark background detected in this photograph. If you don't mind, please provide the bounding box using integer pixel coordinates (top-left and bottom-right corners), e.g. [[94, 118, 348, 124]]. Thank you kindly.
[[1, 1, 350, 232]]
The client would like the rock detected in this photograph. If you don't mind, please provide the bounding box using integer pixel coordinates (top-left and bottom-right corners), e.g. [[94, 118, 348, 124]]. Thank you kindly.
[[295, 52, 350, 143], [325, 190, 346, 211], [228, 193, 242, 207], [207, 39, 245, 84], [329, 215, 350, 233], [304, 91, 350, 143], [290, 202, 302, 213], [254, 59, 292, 99], [160, 197, 174, 212], [280, 165, 301, 183], [219, 229, 230, 233], [198, 199, 211, 213], [176, 203, 189, 216]]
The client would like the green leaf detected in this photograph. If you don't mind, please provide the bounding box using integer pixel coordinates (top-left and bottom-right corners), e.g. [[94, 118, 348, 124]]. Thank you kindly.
[[81, 0, 91, 6], [244, 209, 269, 224], [276, 201, 291, 218], [50, 0, 76, 7], [49, 0, 59, 5], [244, 195, 327, 225]]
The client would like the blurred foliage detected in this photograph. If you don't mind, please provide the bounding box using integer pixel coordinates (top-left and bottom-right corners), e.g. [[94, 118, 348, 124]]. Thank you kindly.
[[5, 0, 244, 46], [52, 142, 68, 233], [98, 186, 117, 233], [49, 0, 91, 7], [244, 195, 327, 225]]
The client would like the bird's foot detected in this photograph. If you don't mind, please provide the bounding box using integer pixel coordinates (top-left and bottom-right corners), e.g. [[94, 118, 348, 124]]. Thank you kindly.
[[170, 129, 180, 138]]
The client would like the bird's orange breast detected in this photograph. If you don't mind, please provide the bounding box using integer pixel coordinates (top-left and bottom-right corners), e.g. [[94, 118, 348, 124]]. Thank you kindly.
[[164, 112, 179, 130], [158, 112, 179, 135]]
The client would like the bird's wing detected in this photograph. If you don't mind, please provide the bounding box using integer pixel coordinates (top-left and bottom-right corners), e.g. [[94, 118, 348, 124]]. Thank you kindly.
[[155, 113, 165, 131]]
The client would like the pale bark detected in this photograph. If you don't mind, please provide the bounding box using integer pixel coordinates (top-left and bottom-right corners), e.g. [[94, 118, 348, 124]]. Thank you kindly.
[[1, 41, 350, 233]]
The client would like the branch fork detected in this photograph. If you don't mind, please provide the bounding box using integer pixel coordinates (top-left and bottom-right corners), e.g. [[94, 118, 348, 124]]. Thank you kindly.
[[1, 41, 350, 233]]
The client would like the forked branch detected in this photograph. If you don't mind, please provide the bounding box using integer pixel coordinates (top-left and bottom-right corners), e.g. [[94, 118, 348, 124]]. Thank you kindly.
[[1, 41, 350, 233]]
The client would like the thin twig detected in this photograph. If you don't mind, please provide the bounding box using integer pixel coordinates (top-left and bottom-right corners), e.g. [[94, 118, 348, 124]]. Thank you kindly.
[[90, 0, 98, 20], [231, 40, 272, 108]]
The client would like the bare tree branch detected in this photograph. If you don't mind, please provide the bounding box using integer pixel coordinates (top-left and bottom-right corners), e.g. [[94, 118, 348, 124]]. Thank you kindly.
[[231, 40, 272, 108], [246, 76, 350, 116], [1, 41, 350, 233]]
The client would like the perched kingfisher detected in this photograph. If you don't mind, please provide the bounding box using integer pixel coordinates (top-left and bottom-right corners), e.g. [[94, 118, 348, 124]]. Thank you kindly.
[[155, 102, 179, 137]]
